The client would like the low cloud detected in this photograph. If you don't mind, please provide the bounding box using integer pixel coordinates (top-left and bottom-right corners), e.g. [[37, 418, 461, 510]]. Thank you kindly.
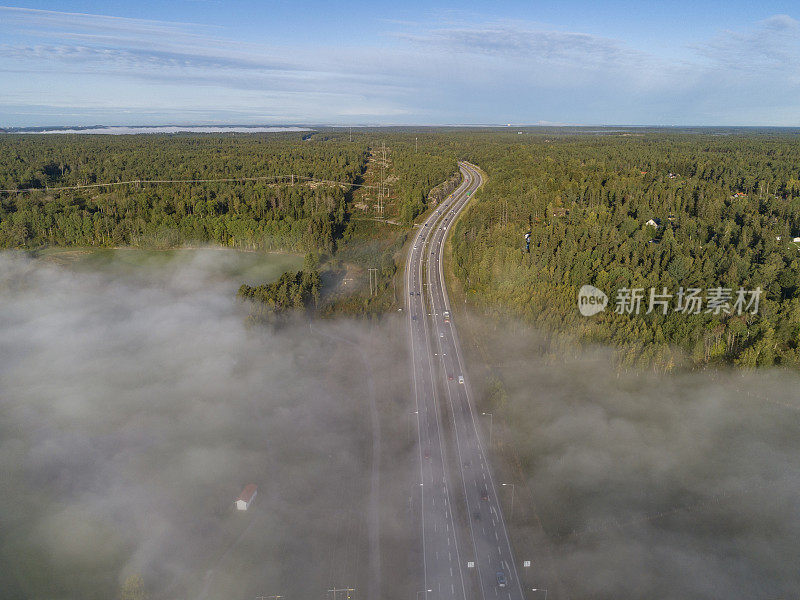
[[0, 251, 411, 599], [471, 316, 800, 598]]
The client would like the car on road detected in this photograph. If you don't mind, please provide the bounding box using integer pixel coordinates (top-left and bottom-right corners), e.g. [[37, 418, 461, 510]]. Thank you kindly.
[[473, 511, 481, 521], [496, 571, 507, 588], [458, 375, 464, 384], [443, 311, 450, 323], [440, 332, 444, 338], [481, 487, 489, 501], [424, 449, 430, 460], [447, 374, 454, 381]]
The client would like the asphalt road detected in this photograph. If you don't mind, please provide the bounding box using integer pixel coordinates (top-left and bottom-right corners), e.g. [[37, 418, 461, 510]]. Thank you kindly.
[[406, 162, 525, 600]]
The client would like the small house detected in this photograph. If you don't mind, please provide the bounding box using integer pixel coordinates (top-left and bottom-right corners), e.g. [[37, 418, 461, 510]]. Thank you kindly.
[[645, 218, 660, 228], [235, 484, 258, 511]]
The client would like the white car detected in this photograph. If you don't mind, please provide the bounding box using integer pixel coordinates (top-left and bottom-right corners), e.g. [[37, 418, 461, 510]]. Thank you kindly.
[[458, 375, 464, 384]]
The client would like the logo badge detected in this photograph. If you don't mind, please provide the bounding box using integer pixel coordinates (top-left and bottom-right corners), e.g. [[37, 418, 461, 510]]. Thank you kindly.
[[578, 285, 608, 316]]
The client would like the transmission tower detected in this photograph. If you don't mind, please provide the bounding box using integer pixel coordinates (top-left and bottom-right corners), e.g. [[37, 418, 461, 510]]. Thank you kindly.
[[368, 268, 379, 296]]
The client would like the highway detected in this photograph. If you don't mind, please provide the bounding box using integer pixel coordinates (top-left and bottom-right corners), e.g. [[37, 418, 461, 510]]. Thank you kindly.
[[406, 162, 525, 600]]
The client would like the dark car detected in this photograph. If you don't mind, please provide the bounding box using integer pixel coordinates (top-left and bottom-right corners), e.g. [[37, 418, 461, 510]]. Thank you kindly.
[[496, 571, 507, 588], [481, 487, 489, 501], [473, 511, 481, 521]]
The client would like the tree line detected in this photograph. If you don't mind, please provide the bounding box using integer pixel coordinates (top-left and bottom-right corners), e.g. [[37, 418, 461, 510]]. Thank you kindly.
[[0, 133, 368, 253], [446, 130, 800, 369]]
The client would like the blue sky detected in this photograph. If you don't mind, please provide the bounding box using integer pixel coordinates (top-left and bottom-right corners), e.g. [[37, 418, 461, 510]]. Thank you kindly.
[[1, 1, 799, 126]]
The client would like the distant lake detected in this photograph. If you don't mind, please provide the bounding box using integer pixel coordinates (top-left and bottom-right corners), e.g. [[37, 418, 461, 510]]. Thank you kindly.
[[21, 126, 313, 135]]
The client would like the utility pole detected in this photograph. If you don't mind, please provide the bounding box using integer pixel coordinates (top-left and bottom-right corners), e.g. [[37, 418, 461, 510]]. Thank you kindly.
[[349, 127, 352, 142], [415, 137, 418, 153], [327, 587, 355, 600]]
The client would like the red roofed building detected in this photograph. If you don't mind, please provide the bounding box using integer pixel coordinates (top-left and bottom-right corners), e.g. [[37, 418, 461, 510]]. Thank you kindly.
[[235, 484, 257, 511]]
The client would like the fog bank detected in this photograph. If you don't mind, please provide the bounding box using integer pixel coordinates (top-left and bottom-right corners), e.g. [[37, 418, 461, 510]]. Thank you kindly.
[[470, 318, 800, 599], [0, 251, 388, 599]]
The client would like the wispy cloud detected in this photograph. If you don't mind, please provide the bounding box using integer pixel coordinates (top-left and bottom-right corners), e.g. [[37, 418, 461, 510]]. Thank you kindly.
[[395, 24, 637, 65], [0, 5, 799, 125], [0, 5, 216, 39], [693, 13, 800, 72]]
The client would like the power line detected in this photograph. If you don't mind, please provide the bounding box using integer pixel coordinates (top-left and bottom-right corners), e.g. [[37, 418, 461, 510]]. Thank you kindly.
[[0, 174, 380, 195]]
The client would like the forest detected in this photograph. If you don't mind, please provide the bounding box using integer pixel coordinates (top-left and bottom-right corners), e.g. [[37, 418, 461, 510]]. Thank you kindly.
[[448, 129, 800, 369], [0, 131, 457, 253], [4, 128, 800, 368], [237, 253, 321, 322]]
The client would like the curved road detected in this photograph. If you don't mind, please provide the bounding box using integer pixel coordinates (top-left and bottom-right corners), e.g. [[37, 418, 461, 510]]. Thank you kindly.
[[406, 162, 525, 600]]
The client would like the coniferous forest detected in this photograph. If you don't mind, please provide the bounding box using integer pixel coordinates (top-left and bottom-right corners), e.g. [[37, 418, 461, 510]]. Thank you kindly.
[[0, 132, 456, 252], [449, 129, 800, 369], [4, 128, 800, 368]]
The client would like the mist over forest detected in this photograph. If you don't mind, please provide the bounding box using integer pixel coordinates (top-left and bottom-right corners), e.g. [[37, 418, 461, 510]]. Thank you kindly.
[[0, 251, 413, 600], [2, 250, 799, 599], [464, 316, 800, 599]]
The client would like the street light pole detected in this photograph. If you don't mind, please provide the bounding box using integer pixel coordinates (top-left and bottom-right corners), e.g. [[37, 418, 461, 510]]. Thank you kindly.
[[408, 410, 418, 441], [531, 588, 548, 600], [481, 412, 493, 446], [501, 483, 515, 516]]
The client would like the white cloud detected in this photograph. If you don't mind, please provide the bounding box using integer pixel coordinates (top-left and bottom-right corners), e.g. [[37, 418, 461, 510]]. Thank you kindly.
[[0, 6, 799, 125]]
